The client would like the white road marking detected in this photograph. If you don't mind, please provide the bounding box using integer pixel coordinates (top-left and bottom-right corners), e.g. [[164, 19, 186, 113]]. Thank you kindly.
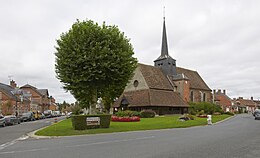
[[0, 135, 29, 151], [0, 136, 155, 155]]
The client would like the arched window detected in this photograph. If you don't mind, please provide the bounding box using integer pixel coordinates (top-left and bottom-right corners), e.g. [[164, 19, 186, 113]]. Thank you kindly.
[[190, 91, 194, 102], [203, 93, 206, 102], [200, 91, 203, 102]]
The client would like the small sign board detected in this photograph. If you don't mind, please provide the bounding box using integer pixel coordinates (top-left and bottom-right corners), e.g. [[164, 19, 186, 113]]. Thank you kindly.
[[86, 117, 100, 126]]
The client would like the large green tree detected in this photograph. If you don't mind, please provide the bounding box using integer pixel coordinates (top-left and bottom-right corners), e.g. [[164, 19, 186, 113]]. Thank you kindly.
[[55, 20, 137, 112]]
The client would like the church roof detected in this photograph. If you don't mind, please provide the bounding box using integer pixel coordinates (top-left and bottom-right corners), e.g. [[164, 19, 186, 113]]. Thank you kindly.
[[114, 89, 188, 108], [176, 67, 211, 91], [139, 63, 174, 91]]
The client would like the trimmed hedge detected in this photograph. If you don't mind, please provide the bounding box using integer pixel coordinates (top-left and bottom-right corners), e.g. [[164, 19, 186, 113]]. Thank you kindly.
[[140, 110, 156, 118], [71, 114, 111, 130]]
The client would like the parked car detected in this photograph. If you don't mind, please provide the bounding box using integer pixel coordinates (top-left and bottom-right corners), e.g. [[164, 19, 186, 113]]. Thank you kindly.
[[38, 113, 46, 119], [21, 112, 35, 122], [4, 115, 21, 125], [253, 109, 260, 120], [66, 112, 72, 119], [0, 114, 6, 127], [43, 110, 53, 118]]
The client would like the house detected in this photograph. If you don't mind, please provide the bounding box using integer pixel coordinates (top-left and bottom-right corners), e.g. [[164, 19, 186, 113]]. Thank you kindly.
[[113, 17, 211, 115], [20, 84, 53, 112], [233, 97, 257, 113], [213, 89, 233, 112], [0, 81, 30, 116]]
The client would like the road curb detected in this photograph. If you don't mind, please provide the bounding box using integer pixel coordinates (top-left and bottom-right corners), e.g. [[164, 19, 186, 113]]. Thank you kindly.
[[212, 114, 236, 125]]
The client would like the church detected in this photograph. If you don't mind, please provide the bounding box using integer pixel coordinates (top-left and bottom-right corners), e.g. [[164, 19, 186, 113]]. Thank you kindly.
[[113, 17, 212, 115]]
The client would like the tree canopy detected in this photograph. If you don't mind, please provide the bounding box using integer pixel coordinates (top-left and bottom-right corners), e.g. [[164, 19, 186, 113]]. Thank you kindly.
[[55, 19, 137, 109]]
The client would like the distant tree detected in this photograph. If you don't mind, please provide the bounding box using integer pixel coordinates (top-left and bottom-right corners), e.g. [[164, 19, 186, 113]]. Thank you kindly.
[[55, 19, 137, 113]]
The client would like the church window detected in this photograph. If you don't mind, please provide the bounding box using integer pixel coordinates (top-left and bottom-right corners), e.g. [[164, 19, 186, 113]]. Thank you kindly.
[[133, 80, 139, 87], [203, 93, 206, 102], [190, 91, 194, 102], [200, 91, 203, 102]]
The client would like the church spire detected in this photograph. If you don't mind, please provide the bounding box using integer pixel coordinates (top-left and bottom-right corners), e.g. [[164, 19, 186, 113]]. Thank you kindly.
[[161, 13, 169, 58], [154, 8, 177, 76]]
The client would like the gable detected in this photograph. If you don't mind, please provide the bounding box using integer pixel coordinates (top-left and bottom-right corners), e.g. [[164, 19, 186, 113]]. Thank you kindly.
[[176, 67, 211, 91], [124, 66, 149, 92]]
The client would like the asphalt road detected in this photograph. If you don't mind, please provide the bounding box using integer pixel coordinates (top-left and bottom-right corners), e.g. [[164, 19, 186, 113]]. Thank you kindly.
[[0, 114, 259, 158], [0, 117, 65, 146]]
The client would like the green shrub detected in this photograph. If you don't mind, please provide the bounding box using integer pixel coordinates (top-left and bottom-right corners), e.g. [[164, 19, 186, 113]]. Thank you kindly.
[[189, 102, 224, 115], [71, 115, 86, 130], [140, 110, 156, 118], [87, 114, 111, 128], [71, 114, 111, 130]]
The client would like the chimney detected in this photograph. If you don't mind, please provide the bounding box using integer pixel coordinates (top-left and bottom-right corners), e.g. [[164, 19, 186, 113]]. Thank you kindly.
[[10, 80, 17, 88], [223, 90, 226, 95], [251, 96, 254, 100], [213, 89, 216, 94], [238, 97, 243, 100], [217, 89, 221, 94]]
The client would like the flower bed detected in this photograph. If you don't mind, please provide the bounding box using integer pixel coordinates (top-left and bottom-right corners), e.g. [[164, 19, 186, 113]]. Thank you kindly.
[[197, 115, 208, 118], [111, 116, 140, 122]]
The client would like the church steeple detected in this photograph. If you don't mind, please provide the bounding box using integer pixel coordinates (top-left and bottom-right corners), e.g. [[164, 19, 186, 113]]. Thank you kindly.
[[161, 16, 169, 58], [154, 10, 177, 76]]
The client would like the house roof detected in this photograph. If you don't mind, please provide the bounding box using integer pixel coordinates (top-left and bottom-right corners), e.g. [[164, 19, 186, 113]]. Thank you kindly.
[[0, 83, 17, 100], [37, 89, 49, 96], [21, 84, 48, 97], [139, 63, 174, 91], [176, 67, 211, 91], [236, 99, 256, 107], [215, 94, 232, 107], [0, 83, 30, 102], [113, 89, 188, 108]]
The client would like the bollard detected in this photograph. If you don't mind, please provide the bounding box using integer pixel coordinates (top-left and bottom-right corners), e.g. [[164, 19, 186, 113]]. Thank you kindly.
[[207, 115, 212, 125]]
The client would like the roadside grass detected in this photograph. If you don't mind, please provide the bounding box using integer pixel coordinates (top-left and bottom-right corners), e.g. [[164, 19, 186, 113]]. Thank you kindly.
[[35, 114, 231, 136]]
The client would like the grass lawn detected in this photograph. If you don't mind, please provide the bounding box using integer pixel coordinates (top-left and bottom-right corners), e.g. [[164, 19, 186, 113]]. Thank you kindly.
[[35, 114, 232, 136]]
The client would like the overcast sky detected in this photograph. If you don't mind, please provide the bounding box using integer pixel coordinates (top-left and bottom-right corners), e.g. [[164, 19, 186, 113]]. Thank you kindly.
[[1, 0, 260, 103]]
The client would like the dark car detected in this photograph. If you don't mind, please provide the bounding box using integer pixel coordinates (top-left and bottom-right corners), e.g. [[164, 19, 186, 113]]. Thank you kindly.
[[4, 115, 21, 125], [0, 114, 6, 127], [253, 109, 260, 120], [21, 112, 35, 122]]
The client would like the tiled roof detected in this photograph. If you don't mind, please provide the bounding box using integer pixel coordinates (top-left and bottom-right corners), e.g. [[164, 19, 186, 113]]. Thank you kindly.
[[176, 67, 211, 91], [21, 84, 37, 89], [37, 89, 49, 96], [215, 94, 232, 107], [0, 83, 17, 100], [113, 89, 188, 108], [236, 99, 256, 107], [139, 63, 174, 91], [0, 83, 30, 102]]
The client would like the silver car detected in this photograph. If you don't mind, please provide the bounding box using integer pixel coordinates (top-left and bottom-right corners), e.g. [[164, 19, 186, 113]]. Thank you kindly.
[[253, 109, 260, 120], [0, 114, 5, 127]]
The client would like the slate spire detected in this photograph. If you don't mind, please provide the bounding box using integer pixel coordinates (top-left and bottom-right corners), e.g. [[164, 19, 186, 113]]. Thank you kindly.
[[161, 16, 169, 58], [154, 10, 177, 76]]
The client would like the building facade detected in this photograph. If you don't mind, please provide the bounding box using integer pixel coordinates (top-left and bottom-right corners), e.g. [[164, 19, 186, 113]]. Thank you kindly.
[[113, 17, 211, 115]]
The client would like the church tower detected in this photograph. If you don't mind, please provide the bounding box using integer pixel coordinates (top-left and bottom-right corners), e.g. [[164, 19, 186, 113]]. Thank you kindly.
[[154, 15, 177, 76]]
